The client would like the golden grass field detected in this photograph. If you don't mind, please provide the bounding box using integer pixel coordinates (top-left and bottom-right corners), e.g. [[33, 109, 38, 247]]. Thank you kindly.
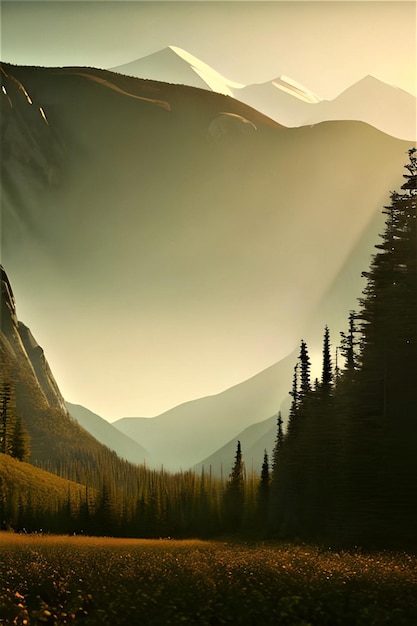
[[1, 532, 417, 625]]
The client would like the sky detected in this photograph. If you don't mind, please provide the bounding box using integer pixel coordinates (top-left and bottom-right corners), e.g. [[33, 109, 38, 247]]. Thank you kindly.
[[1, 1, 416, 99], [1, 1, 416, 421]]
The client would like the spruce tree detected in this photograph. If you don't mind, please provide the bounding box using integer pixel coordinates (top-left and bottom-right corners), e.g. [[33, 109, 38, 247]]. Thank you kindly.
[[0, 379, 17, 456], [257, 449, 270, 523], [11, 416, 31, 462], [271, 412, 284, 472], [223, 441, 245, 531], [321, 326, 333, 392], [340, 311, 361, 376], [286, 365, 299, 439], [299, 340, 312, 401]]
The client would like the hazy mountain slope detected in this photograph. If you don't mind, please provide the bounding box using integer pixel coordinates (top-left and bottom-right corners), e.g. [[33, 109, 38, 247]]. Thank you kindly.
[[302, 76, 416, 140], [113, 352, 296, 471], [66, 401, 148, 465], [193, 414, 278, 477], [111, 47, 209, 90], [1, 62, 413, 433], [236, 75, 415, 140]]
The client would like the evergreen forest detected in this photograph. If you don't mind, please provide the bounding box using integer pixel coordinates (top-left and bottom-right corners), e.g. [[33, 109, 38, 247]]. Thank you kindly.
[[1, 149, 416, 550]]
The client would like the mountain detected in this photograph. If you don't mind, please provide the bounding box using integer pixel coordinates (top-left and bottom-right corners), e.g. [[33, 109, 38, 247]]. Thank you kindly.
[[193, 414, 278, 477], [111, 46, 245, 96], [66, 401, 149, 465], [112, 49, 415, 140], [0, 265, 147, 483], [0, 265, 68, 428], [236, 75, 415, 141], [300, 76, 415, 140], [1, 62, 413, 433], [113, 352, 296, 471]]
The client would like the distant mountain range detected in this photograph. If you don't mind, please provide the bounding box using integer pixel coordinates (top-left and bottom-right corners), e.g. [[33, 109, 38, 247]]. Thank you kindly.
[[114, 354, 295, 471], [66, 402, 149, 465], [111, 47, 416, 140]]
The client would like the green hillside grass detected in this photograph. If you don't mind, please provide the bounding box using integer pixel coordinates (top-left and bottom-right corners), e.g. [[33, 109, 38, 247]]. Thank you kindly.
[[0, 453, 90, 530]]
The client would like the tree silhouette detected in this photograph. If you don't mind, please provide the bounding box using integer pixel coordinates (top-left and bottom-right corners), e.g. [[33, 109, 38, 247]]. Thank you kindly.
[[223, 441, 245, 531], [321, 326, 333, 392]]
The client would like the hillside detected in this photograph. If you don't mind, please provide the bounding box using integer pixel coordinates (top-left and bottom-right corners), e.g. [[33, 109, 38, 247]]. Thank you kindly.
[[193, 414, 278, 477], [114, 353, 295, 470], [0, 453, 90, 531], [66, 401, 149, 465]]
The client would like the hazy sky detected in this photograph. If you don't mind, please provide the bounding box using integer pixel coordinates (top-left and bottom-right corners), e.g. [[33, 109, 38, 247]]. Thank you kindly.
[[1, 1, 416, 421], [1, 2, 416, 99]]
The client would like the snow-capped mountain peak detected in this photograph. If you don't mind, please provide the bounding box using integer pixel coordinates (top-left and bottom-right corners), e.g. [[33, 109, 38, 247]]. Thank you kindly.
[[168, 46, 245, 96]]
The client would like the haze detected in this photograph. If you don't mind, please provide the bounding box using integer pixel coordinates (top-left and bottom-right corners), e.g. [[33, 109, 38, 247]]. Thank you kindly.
[[1, 1, 415, 422]]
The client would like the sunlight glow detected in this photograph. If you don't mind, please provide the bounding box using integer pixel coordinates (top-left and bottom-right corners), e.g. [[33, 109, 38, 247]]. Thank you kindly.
[[39, 107, 49, 124], [16, 79, 33, 104], [218, 112, 257, 130], [272, 75, 322, 104]]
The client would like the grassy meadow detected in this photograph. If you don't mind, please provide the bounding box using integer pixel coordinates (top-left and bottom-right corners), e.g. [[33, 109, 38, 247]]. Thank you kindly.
[[1, 533, 417, 625]]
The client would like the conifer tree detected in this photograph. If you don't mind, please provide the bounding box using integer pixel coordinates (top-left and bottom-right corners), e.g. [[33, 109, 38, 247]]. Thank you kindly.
[[223, 441, 245, 531], [0, 379, 17, 456], [340, 311, 360, 376], [299, 340, 312, 401], [321, 326, 333, 392], [256, 450, 271, 529], [11, 416, 31, 462], [286, 365, 299, 439], [271, 412, 284, 472]]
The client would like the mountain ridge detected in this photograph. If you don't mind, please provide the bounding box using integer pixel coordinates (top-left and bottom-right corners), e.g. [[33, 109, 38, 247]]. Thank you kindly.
[[111, 49, 415, 140], [66, 401, 149, 465]]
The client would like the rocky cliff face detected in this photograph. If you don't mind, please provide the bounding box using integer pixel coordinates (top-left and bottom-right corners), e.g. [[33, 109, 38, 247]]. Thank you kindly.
[[0, 264, 68, 417], [1, 265, 149, 467]]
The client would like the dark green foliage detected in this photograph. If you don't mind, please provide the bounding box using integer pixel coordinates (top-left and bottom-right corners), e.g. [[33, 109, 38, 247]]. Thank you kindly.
[[0, 377, 16, 456], [11, 416, 31, 462], [321, 325, 333, 392], [223, 441, 245, 531], [271, 412, 284, 473], [340, 311, 361, 376], [0, 374, 31, 462], [299, 340, 312, 399], [256, 450, 270, 526]]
